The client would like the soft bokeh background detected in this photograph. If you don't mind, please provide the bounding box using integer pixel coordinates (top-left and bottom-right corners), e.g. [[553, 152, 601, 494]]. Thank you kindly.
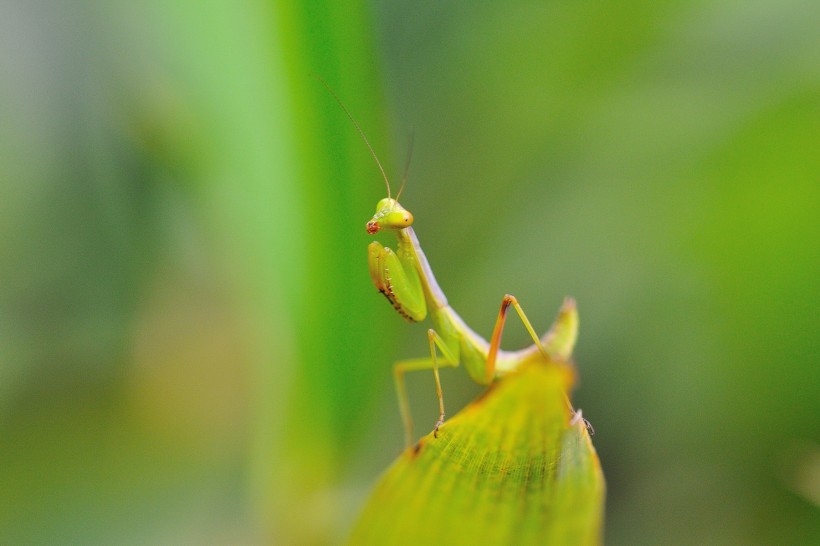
[[1, 1, 818, 544]]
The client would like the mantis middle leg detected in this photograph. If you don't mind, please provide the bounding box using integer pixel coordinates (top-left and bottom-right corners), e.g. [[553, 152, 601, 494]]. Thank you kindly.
[[393, 329, 459, 447]]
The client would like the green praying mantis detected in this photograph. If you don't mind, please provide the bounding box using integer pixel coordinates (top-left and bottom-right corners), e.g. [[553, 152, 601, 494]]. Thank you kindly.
[[323, 82, 590, 447]]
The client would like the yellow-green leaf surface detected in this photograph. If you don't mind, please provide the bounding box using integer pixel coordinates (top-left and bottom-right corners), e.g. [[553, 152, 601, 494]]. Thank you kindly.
[[348, 362, 605, 545]]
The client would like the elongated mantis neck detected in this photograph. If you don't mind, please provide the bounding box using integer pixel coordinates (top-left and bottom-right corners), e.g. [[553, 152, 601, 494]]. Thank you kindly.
[[396, 227, 449, 309]]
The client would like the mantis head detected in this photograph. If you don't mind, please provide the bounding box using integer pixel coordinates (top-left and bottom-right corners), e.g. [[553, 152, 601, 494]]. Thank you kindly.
[[366, 198, 414, 234], [314, 79, 414, 235]]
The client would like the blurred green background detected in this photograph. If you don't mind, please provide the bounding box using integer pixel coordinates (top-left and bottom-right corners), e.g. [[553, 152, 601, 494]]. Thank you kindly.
[[1, 0, 818, 544]]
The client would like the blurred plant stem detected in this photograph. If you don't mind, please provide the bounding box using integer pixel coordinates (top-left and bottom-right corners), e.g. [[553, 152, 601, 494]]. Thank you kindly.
[[262, 1, 392, 543]]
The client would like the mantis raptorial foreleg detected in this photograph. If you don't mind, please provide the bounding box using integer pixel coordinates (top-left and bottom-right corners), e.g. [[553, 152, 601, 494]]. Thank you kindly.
[[393, 329, 459, 447]]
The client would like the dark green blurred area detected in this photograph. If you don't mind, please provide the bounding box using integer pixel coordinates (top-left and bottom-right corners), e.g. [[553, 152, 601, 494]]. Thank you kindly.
[[1, 1, 817, 544]]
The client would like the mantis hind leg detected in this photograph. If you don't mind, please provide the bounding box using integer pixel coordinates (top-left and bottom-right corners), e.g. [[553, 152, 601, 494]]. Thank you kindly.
[[393, 329, 458, 447], [484, 294, 551, 382], [484, 294, 579, 416]]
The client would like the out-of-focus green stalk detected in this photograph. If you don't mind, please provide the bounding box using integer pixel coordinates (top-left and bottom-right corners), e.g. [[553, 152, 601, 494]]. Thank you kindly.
[[264, 1, 392, 542]]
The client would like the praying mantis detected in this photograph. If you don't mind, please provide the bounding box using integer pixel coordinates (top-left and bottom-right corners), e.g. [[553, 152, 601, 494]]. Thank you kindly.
[[367, 196, 583, 447], [323, 81, 588, 447]]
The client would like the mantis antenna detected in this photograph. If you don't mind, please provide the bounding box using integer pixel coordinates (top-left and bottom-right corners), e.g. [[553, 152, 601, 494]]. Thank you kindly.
[[317, 76, 392, 200]]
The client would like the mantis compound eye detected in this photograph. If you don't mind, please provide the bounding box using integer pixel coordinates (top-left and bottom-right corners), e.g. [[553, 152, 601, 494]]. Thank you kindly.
[[383, 211, 414, 229]]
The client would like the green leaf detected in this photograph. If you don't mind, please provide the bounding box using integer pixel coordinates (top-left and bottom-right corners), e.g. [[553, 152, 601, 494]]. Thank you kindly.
[[348, 362, 605, 545]]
